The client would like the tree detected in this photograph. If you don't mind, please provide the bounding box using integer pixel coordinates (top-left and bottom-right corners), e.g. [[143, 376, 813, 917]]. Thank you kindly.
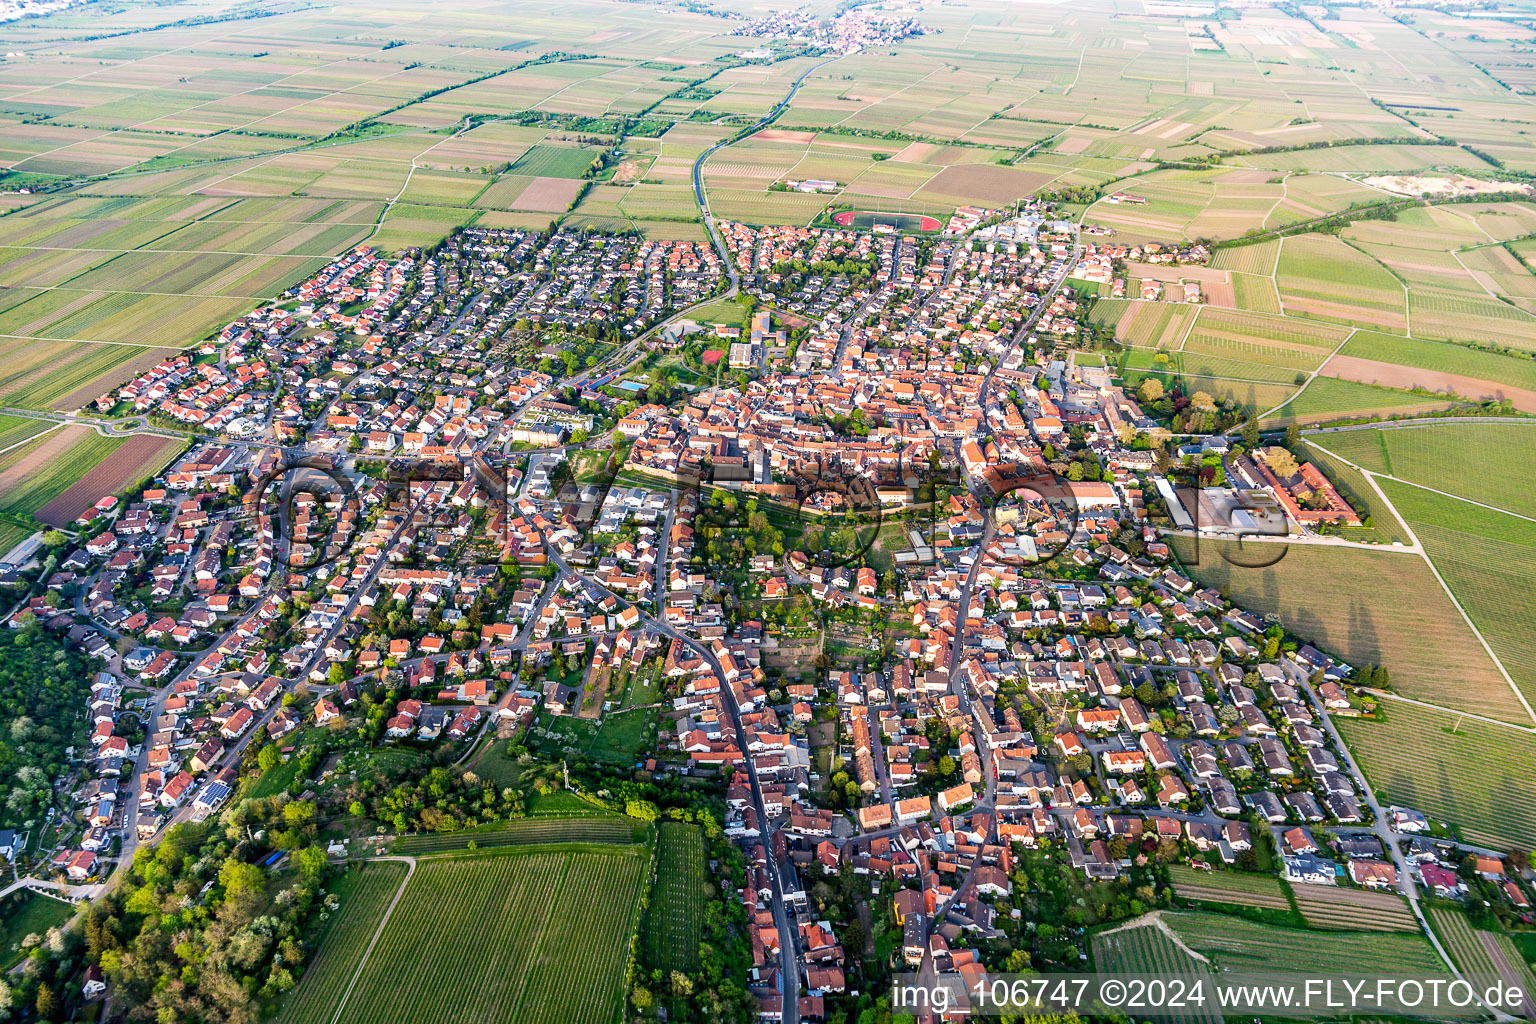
[[1190, 390, 1216, 412], [625, 799, 659, 821], [219, 859, 266, 905], [1137, 377, 1164, 403], [257, 746, 279, 773], [297, 845, 328, 879], [937, 755, 956, 777], [40, 530, 67, 547], [328, 663, 346, 686], [1284, 422, 1301, 448], [1242, 417, 1260, 447]]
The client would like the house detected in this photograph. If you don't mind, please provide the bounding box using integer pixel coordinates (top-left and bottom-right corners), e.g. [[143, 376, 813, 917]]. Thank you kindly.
[[82, 966, 107, 1000], [221, 707, 254, 740], [66, 850, 98, 881]]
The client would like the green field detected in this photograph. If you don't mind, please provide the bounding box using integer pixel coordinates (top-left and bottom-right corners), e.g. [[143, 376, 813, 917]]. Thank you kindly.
[[1091, 919, 1221, 1024], [643, 822, 705, 973], [0, 428, 126, 519], [390, 812, 638, 855], [1378, 481, 1536, 709], [1290, 885, 1416, 932], [1338, 702, 1536, 850], [1167, 866, 1290, 913], [1170, 538, 1523, 724], [322, 847, 648, 1024], [1308, 422, 1536, 516], [1165, 911, 1444, 976], [1429, 906, 1536, 1011], [507, 144, 604, 178], [279, 860, 409, 1024], [0, 890, 76, 969], [1263, 377, 1465, 426], [1277, 233, 1406, 331], [1339, 331, 1536, 394], [1296, 442, 1411, 545]]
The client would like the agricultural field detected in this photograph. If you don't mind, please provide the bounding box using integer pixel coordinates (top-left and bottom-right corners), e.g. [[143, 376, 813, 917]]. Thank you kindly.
[[1088, 169, 1377, 244], [1338, 702, 1536, 850], [0, 340, 175, 411], [369, 203, 478, 255], [1262, 377, 1467, 427], [1291, 886, 1416, 932], [1169, 539, 1526, 724], [1167, 866, 1290, 913], [1091, 919, 1220, 1024], [0, 415, 49, 452], [1164, 911, 1445, 977], [278, 860, 409, 1024], [1118, 367, 1296, 417], [33, 433, 184, 527], [507, 144, 606, 179], [1307, 422, 1536, 517], [1276, 234, 1407, 332], [643, 823, 706, 974], [1296, 443, 1411, 546], [1378, 482, 1536, 711], [1429, 907, 1536, 1017], [329, 848, 646, 1024], [390, 812, 637, 855], [1092, 299, 1199, 349], [1211, 240, 1280, 277], [0, 890, 76, 969], [0, 427, 131, 521], [1327, 331, 1536, 413]]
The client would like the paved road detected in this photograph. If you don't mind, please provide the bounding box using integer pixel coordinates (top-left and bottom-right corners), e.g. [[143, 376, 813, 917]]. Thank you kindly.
[[545, 549, 803, 1020], [1287, 663, 1514, 1021]]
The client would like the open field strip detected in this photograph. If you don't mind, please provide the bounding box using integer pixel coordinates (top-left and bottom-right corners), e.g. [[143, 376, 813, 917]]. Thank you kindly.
[[1307, 425, 1536, 717], [1168, 866, 1290, 911], [1170, 537, 1526, 725], [1291, 885, 1416, 932], [1165, 911, 1445, 977], [0, 426, 126, 520], [1305, 422, 1536, 517], [389, 813, 636, 854], [643, 822, 705, 973], [1338, 700, 1536, 850]]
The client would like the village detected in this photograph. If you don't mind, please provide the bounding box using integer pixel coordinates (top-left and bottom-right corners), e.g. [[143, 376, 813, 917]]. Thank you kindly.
[[2, 204, 1529, 1024]]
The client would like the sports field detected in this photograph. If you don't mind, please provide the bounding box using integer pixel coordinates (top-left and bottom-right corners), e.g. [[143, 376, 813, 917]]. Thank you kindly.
[[831, 210, 942, 232]]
